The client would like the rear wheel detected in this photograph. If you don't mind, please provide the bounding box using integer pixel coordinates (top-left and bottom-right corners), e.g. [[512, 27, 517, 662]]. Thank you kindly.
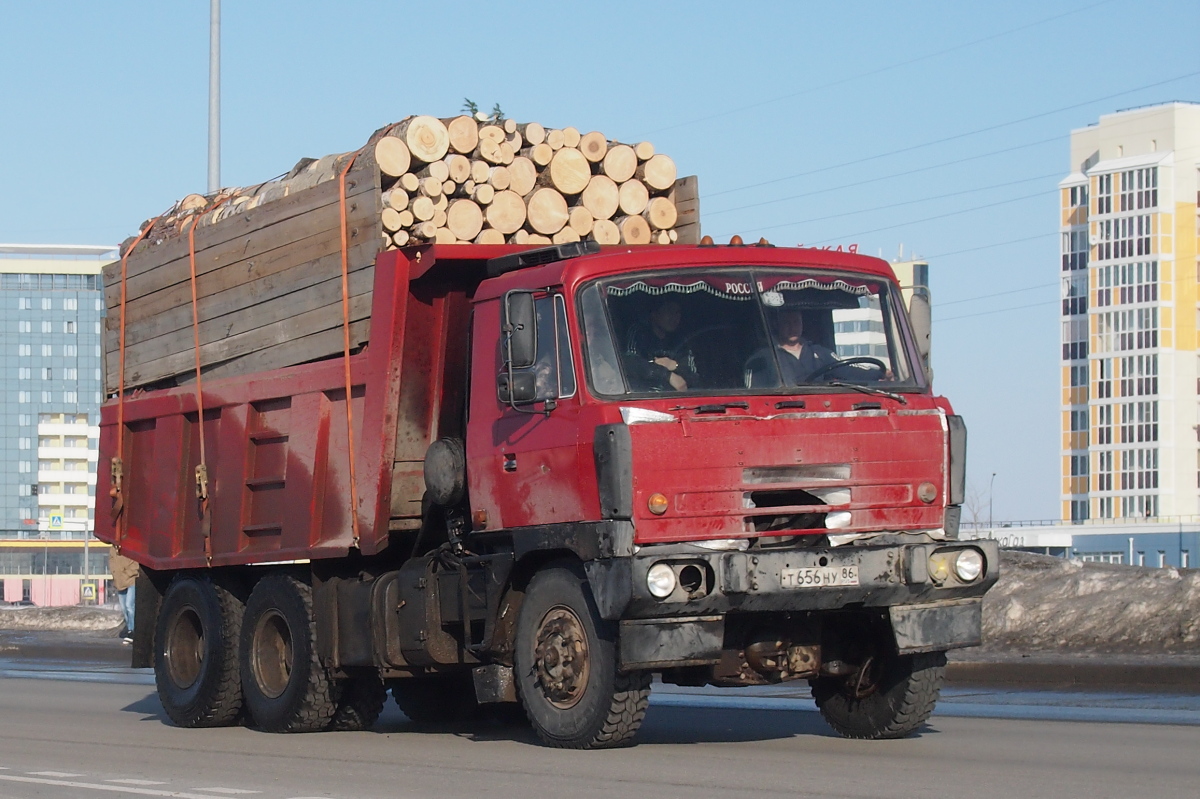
[[811, 650, 946, 739], [514, 563, 650, 749], [239, 574, 337, 733], [154, 575, 243, 728]]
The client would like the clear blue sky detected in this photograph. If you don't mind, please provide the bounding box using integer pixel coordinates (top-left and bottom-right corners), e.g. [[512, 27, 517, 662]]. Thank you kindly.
[[2, 1, 1197, 521]]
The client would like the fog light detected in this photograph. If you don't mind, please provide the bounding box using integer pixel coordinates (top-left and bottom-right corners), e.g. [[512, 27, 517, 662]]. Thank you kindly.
[[647, 563, 677, 598], [648, 493, 669, 515], [917, 482, 937, 503], [928, 553, 952, 583], [954, 549, 984, 582]]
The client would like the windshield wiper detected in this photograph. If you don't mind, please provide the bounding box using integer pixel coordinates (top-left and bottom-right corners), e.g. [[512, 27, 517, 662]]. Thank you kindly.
[[827, 381, 908, 405]]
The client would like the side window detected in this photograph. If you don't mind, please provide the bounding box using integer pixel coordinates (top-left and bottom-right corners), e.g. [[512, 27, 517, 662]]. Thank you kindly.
[[531, 295, 576, 402]]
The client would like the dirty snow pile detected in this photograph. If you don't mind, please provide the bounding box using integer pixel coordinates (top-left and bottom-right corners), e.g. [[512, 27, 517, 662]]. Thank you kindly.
[[982, 550, 1200, 653], [0, 606, 123, 632]]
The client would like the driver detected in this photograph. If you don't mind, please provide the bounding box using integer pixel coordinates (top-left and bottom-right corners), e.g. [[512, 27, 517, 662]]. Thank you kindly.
[[765, 307, 839, 385], [623, 298, 698, 391]]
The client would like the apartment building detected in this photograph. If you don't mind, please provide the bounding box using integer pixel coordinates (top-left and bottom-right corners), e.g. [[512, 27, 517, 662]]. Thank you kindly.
[[1059, 102, 1200, 521]]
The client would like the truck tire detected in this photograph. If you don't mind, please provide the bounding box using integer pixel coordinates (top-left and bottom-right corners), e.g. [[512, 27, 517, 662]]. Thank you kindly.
[[811, 650, 946, 739], [239, 574, 338, 733], [326, 674, 388, 731], [154, 575, 244, 728], [391, 672, 478, 723], [514, 563, 650, 749]]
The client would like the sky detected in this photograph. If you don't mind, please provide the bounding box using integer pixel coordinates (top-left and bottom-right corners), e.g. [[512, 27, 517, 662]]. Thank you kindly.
[[1, 1, 1198, 522]]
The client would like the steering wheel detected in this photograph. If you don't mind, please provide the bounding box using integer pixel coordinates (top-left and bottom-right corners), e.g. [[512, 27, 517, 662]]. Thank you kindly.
[[806, 356, 887, 382]]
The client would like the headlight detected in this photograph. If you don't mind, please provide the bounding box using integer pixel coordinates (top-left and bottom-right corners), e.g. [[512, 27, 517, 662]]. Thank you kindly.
[[647, 493, 669, 515], [954, 549, 984, 582], [646, 563, 677, 598]]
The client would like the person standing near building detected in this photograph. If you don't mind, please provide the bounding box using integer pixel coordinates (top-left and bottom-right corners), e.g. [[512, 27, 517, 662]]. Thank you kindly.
[[110, 552, 138, 645]]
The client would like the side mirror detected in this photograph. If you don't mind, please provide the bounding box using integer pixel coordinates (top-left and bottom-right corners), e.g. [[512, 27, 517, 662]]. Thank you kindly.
[[906, 291, 932, 376], [503, 291, 537, 369], [497, 371, 538, 405]]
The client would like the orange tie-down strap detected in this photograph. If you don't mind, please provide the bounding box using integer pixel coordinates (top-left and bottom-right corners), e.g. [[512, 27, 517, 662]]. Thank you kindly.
[[339, 149, 365, 547], [110, 216, 161, 551]]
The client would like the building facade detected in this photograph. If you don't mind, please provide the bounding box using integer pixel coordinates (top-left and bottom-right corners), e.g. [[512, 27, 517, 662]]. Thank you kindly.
[[1, 244, 115, 604], [1059, 102, 1200, 522]]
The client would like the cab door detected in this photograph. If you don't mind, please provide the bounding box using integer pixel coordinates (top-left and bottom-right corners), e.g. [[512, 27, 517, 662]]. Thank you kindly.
[[466, 292, 588, 530]]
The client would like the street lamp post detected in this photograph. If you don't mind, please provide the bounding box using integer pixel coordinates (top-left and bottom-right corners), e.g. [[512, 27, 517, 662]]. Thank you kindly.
[[208, 0, 221, 193], [988, 472, 997, 531]]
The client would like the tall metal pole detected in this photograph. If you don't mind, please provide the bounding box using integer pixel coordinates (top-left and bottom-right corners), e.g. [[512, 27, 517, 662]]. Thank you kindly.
[[988, 472, 997, 530], [207, 0, 221, 193]]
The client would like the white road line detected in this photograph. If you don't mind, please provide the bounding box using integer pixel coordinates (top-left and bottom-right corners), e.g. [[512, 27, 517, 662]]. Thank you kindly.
[[108, 779, 170, 786], [194, 790, 261, 795], [29, 771, 85, 777], [0, 773, 232, 798]]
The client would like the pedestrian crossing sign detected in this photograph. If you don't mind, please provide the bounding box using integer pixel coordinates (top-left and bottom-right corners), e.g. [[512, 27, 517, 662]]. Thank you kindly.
[[49, 514, 63, 529]]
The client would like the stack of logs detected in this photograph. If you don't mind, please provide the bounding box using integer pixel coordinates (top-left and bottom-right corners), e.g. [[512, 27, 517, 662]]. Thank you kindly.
[[145, 115, 687, 249]]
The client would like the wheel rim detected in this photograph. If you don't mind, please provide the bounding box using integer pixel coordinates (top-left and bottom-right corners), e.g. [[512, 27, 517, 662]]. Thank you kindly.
[[532, 605, 590, 709], [164, 604, 204, 690], [251, 609, 293, 699]]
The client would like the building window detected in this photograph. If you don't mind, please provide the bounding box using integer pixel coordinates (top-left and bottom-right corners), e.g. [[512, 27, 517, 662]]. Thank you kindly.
[[1070, 454, 1089, 477], [41, 391, 52, 403], [1080, 552, 1122, 564], [1069, 409, 1088, 433], [1096, 358, 1112, 398], [41, 320, 52, 333], [94, 321, 101, 334], [1095, 174, 1112, 214], [1137, 551, 1146, 566], [1062, 229, 1089, 271], [18, 367, 30, 380], [63, 367, 77, 380], [63, 344, 77, 357], [18, 437, 30, 450], [18, 297, 31, 309], [1070, 499, 1089, 522], [19, 344, 31, 357], [1062, 272, 1087, 316], [95, 299, 103, 311], [41, 298, 51, 310], [41, 344, 52, 357], [18, 391, 30, 404], [1183, 551, 1191, 568], [63, 391, 77, 404], [18, 320, 31, 333], [63, 321, 76, 334], [1069, 185, 1089, 207], [1097, 450, 1113, 490], [41, 367, 51, 380], [1157, 551, 1166, 568], [1098, 496, 1113, 518], [63, 298, 77, 310], [18, 461, 30, 474]]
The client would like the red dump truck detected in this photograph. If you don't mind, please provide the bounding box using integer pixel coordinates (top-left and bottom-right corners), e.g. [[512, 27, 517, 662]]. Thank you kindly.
[[97, 240, 996, 748]]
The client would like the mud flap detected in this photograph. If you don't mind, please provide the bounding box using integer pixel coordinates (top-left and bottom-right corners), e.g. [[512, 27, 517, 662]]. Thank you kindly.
[[889, 598, 982, 654]]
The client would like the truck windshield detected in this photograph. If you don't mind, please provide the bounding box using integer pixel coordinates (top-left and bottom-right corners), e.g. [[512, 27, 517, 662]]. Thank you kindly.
[[578, 268, 922, 397]]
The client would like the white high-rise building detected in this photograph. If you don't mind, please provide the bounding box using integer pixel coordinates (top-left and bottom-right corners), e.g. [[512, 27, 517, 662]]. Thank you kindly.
[[1059, 102, 1200, 521]]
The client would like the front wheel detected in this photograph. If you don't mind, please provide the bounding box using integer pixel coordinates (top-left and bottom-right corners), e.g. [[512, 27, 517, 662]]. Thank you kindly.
[[811, 650, 946, 739], [514, 563, 650, 749]]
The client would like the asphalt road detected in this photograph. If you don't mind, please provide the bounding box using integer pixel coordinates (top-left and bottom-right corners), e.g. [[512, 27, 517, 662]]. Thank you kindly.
[[1, 669, 1198, 799]]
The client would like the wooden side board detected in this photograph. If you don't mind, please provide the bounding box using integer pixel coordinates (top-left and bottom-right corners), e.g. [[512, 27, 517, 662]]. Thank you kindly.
[[104, 162, 383, 392], [670, 175, 701, 244]]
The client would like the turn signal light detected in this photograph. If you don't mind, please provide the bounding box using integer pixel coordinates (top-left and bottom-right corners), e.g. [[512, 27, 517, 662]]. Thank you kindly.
[[648, 493, 669, 515], [917, 482, 938, 503]]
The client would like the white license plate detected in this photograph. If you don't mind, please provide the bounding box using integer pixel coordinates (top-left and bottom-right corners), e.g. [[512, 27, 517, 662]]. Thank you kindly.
[[780, 565, 859, 589]]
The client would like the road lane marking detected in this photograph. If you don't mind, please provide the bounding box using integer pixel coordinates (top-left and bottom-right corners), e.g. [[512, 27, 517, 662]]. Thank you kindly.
[[0, 773, 241, 798], [29, 771, 84, 777], [194, 790, 261, 795], [108, 779, 170, 786]]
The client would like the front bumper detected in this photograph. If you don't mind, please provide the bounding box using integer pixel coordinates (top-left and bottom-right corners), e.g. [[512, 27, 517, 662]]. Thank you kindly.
[[581, 539, 1000, 670]]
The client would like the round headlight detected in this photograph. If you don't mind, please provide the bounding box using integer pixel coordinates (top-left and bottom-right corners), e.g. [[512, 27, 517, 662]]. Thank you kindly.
[[646, 563, 677, 598], [954, 549, 984, 582], [647, 493, 669, 515]]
